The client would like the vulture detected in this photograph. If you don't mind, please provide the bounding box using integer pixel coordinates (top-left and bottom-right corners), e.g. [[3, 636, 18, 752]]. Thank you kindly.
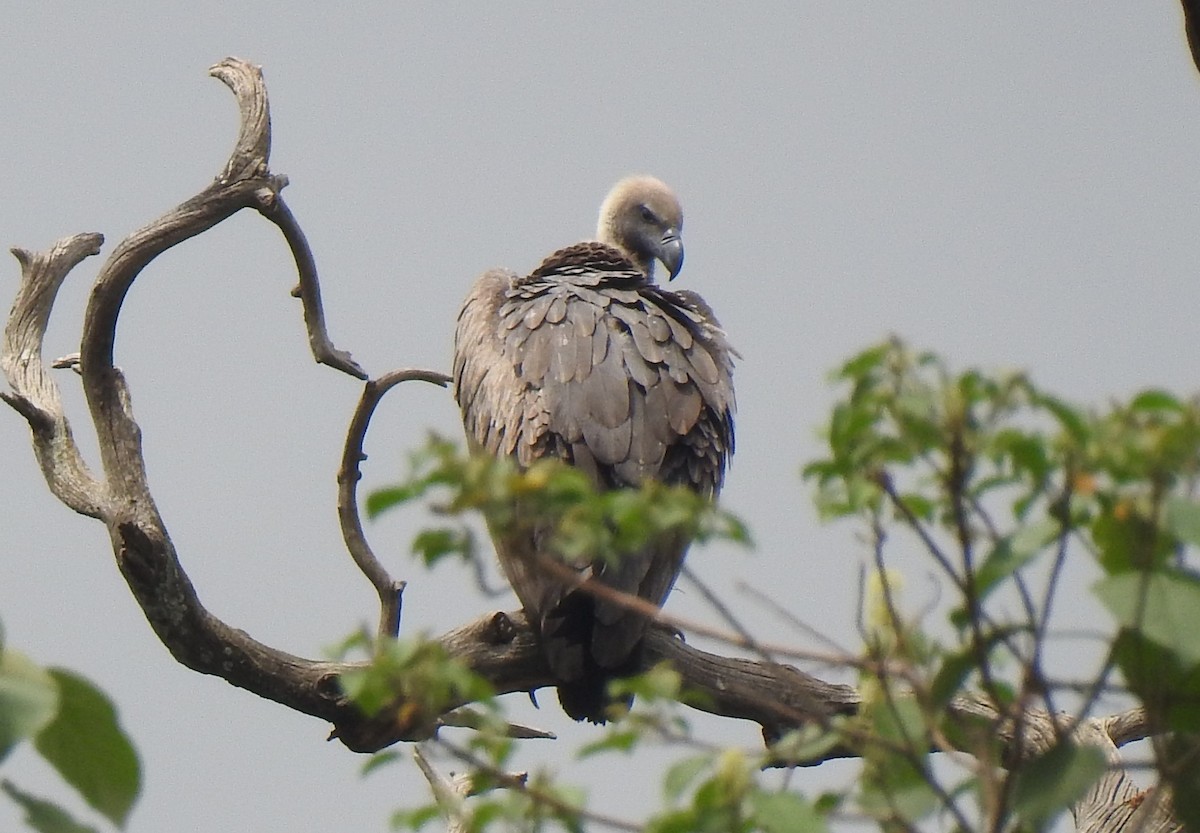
[[452, 176, 735, 722]]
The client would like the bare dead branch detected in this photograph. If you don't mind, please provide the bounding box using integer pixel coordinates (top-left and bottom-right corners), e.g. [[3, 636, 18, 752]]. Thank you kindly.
[[2, 234, 107, 517], [338, 368, 452, 639], [1070, 719, 1181, 833], [266, 196, 366, 379], [330, 610, 857, 753], [413, 745, 473, 833], [1105, 707, 1152, 748], [208, 57, 271, 182], [434, 737, 640, 833], [437, 708, 556, 740], [0, 58, 392, 753], [207, 58, 362, 375]]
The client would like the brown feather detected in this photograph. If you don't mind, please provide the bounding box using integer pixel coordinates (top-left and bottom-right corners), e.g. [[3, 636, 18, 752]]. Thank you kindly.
[[451, 179, 735, 722]]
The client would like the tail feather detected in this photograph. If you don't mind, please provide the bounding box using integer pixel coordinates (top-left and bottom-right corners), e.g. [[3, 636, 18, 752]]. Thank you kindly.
[[541, 592, 638, 723]]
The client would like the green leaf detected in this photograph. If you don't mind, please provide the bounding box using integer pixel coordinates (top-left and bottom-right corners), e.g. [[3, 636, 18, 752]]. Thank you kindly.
[[577, 729, 639, 759], [339, 638, 494, 725], [390, 803, 443, 831], [869, 695, 925, 745], [34, 669, 140, 829], [645, 809, 703, 833], [837, 343, 891, 381], [609, 664, 682, 702], [860, 696, 937, 822], [1094, 570, 1200, 666], [749, 791, 828, 833], [989, 428, 1050, 482], [973, 519, 1058, 597], [813, 791, 844, 814], [1163, 734, 1200, 831], [767, 725, 843, 766], [1110, 630, 1200, 731], [929, 650, 975, 708], [1, 780, 99, 833], [360, 750, 400, 777], [1129, 389, 1183, 413], [1034, 393, 1090, 445], [1166, 498, 1200, 548], [1092, 507, 1169, 574], [366, 485, 421, 519], [0, 649, 58, 762], [955, 518, 1058, 626], [411, 526, 472, 566], [1011, 742, 1107, 825], [896, 492, 935, 521], [858, 763, 939, 822], [662, 755, 710, 803]]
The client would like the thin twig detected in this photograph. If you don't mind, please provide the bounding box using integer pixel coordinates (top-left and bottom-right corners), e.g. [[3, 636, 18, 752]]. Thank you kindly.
[[532, 552, 860, 670], [467, 533, 509, 598], [875, 471, 966, 593], [259, 194, 366, 379], [337, 368, 451, 639], [413, 745, 473, 833], [680, 565, 773, 664], [438, 708, 556, 740], [735, 581, 853, 659], [435, 737, 642, 832], [1028, 502, 1074, 726]]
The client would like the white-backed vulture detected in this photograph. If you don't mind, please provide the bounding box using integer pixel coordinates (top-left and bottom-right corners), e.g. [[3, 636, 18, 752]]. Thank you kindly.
[[452, 176, 736, 722]]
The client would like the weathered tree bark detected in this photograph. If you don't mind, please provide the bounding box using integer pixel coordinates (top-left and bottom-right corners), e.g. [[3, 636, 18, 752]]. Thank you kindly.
[[0, 57, 1180, 832]]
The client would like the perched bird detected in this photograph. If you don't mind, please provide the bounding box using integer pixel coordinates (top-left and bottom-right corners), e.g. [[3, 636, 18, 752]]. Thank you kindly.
[[452, 176, 735, 721]]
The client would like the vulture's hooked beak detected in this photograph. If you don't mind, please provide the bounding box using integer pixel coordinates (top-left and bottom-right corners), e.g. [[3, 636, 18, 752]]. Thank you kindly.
[[658, 230, 684, 281]]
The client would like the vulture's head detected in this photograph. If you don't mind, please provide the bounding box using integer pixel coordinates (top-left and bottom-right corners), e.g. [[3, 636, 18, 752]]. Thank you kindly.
[[596, 176, 684, 281]]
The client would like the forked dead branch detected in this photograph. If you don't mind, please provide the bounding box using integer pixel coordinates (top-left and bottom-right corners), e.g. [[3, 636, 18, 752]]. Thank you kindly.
[[0, 58, 1176, 832], [0, 56, 851, 751]]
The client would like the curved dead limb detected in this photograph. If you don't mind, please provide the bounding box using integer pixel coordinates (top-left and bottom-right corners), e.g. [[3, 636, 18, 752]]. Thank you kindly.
[[0, 58, 375, 745], [0, 59, 858, 755], [338, 368, 453, 640], [2, 234, 106, 518]]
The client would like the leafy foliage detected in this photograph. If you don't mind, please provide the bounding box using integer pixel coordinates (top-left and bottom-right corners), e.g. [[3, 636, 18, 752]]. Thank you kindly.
[[2, 781, 99, 833], [368, 337, 1200, 830], [0, 620, 141, 832], [0, 647, 57, 763], [33, 671, 141, 828], [804, 337, 1200, 829], [337, 631, 498, 739], [1010, 742, 1109, 825], [368, 435, 750, 573]]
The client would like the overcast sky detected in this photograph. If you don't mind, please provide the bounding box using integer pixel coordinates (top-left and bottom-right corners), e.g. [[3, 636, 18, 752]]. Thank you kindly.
[[1, 3, 1196, 830]]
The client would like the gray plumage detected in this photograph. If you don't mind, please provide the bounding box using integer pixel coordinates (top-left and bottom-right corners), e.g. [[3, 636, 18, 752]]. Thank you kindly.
[[452, 176, 735, 721]]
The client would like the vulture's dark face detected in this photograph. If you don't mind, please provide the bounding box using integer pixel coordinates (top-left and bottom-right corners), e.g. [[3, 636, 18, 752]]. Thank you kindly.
[[598, 177, 685, 281]]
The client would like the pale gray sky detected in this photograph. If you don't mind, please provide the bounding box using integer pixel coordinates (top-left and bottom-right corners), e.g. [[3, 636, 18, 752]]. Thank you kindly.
[[0, 3, 1195, 830]]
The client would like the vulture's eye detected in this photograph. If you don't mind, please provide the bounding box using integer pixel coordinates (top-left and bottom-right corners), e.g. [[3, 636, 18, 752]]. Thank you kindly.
[[639, 205, 658, 224]]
